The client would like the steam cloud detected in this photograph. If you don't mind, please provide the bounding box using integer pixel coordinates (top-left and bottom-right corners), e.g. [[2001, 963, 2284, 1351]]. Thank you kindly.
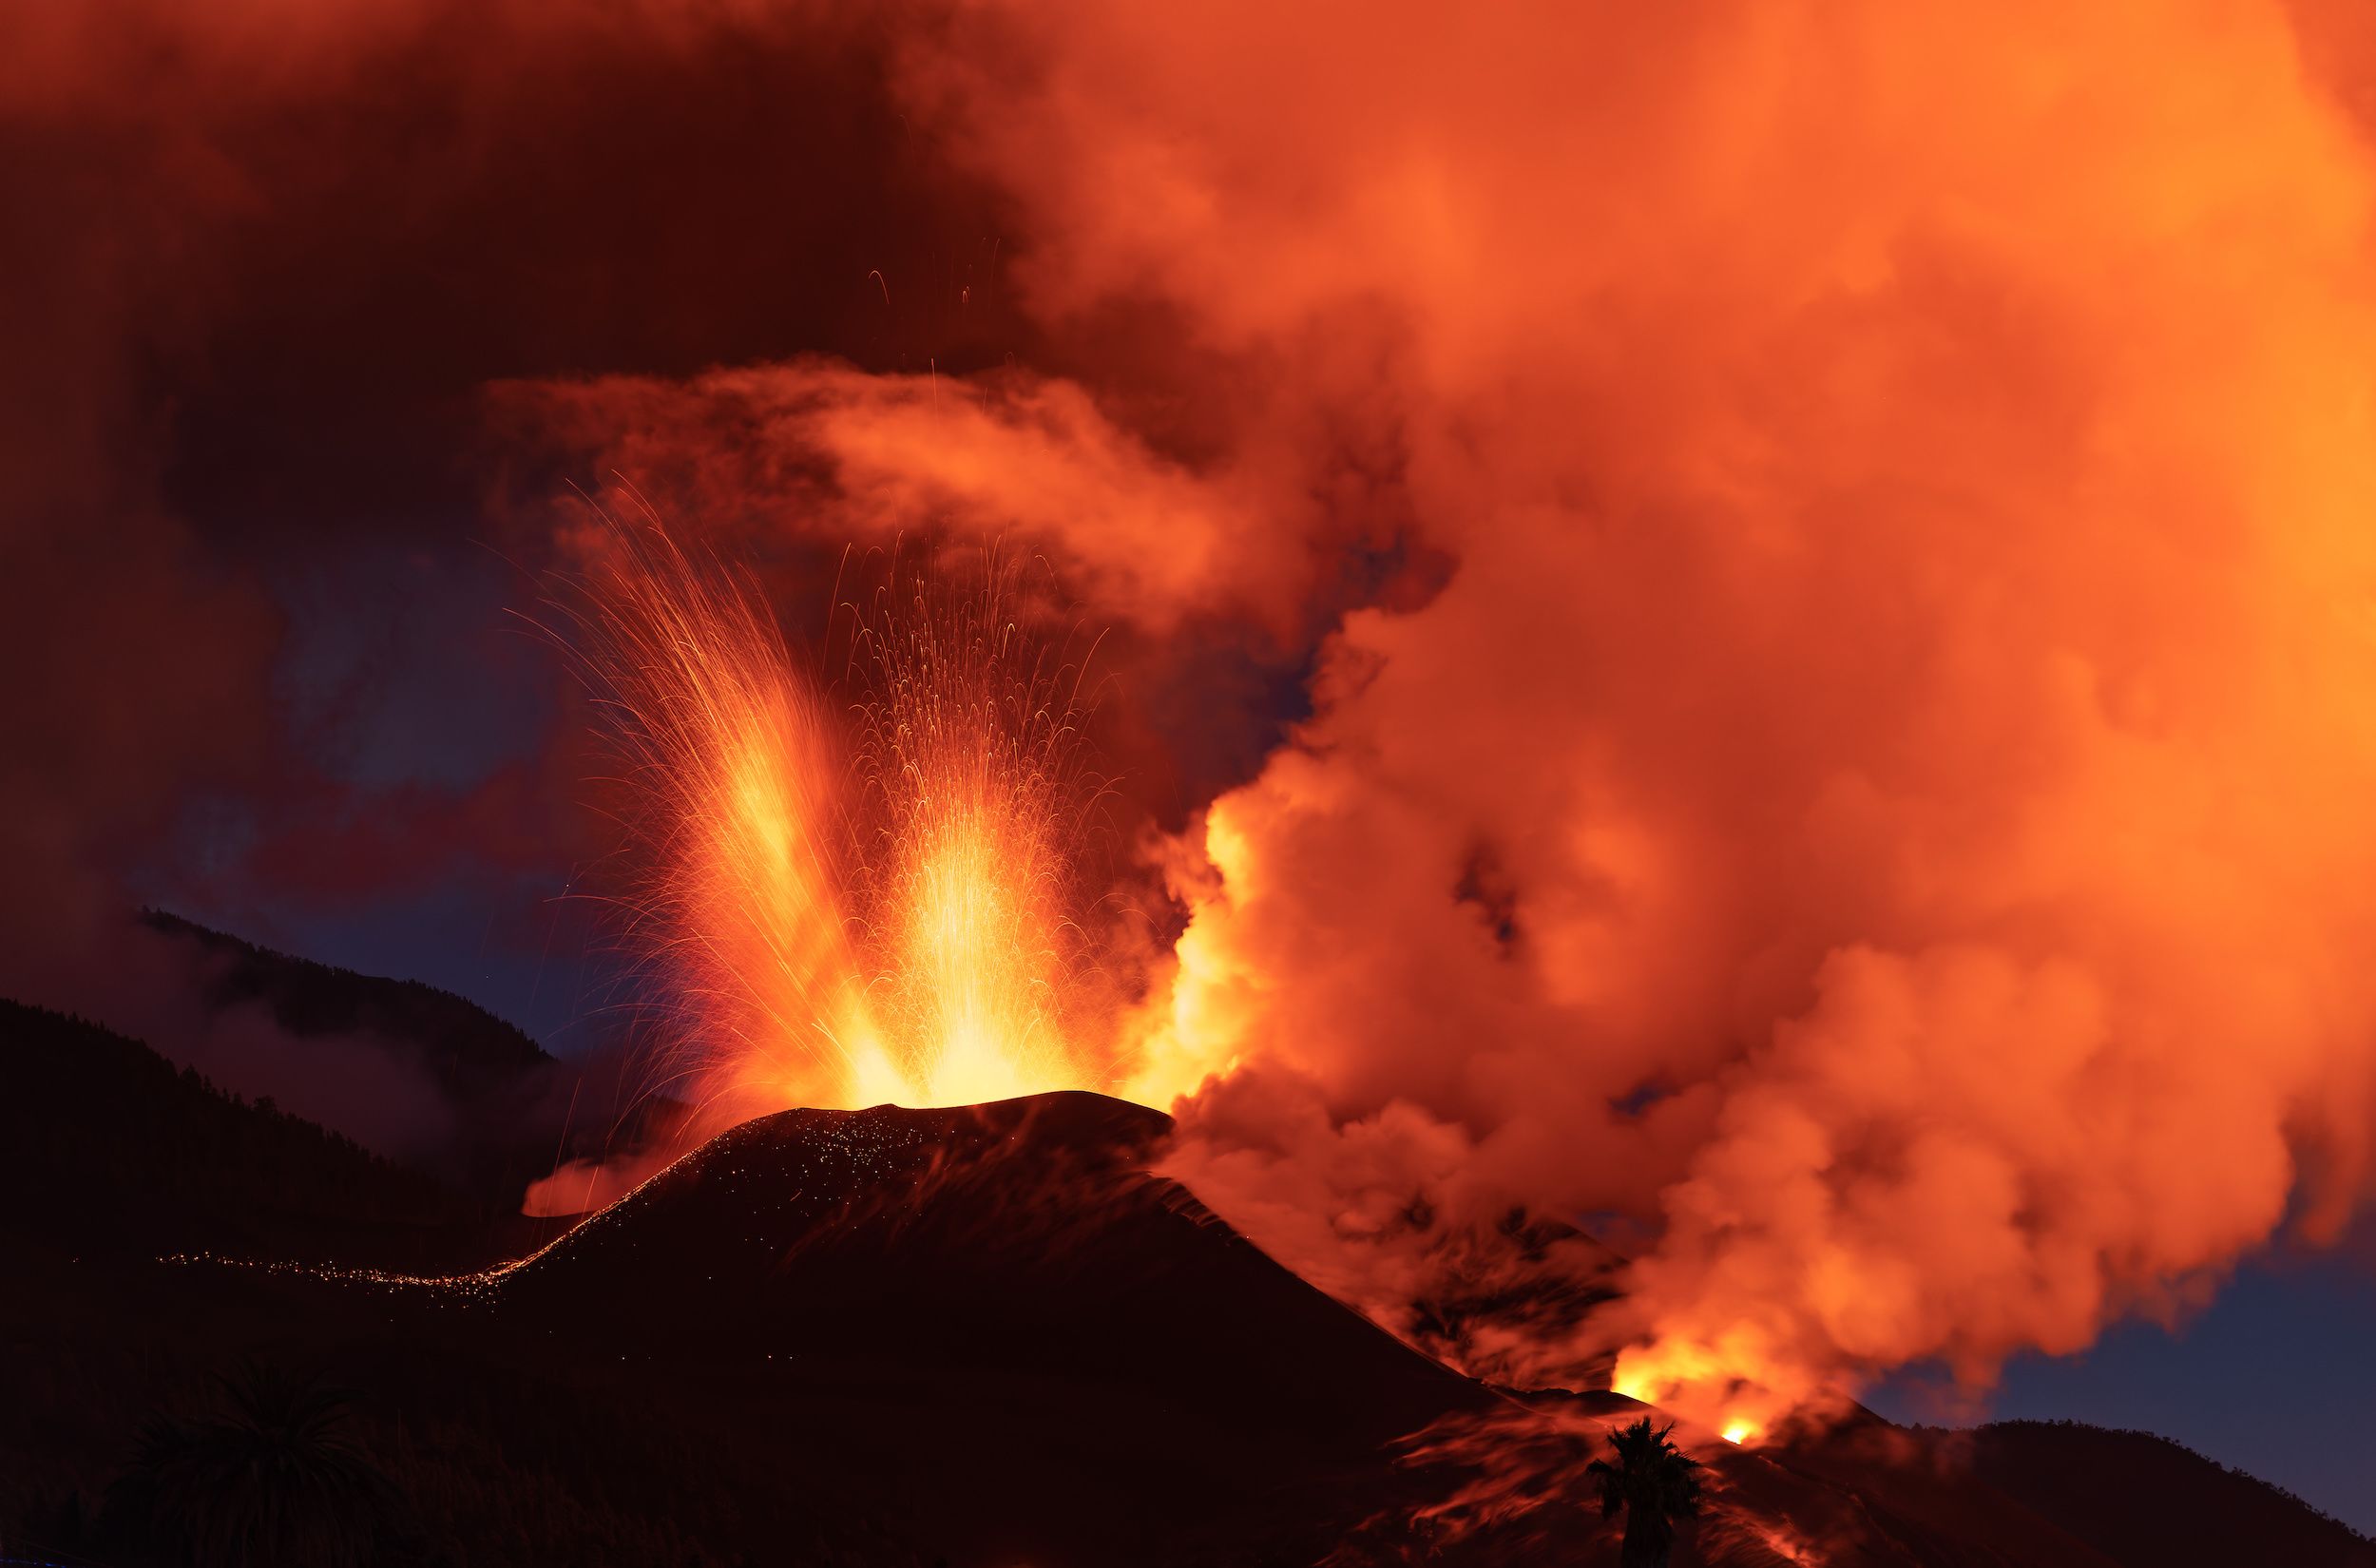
[[512, 0, 2376, 1425], [17, 0, 2376, 1431]]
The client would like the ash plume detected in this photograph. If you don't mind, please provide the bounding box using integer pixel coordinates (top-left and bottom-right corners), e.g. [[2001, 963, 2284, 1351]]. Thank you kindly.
[[504, 0, 2376, 1431], [16, 0, 2376, 1443]]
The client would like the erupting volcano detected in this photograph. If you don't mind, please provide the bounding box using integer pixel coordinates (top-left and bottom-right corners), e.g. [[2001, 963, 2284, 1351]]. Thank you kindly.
[[10, 0, 2376, 1561], [560, 515, 1121, 1125]]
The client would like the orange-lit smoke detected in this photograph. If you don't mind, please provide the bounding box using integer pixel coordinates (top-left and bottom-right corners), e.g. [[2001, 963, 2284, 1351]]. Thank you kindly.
[[510, 0, 2376, 1440], [553, 512, 1115, 1139]]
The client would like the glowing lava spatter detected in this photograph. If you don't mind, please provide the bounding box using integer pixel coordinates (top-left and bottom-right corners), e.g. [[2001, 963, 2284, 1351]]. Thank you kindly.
[[565, 519, 873, 1123], [570, 515, 1114, 1122], [844, 564, 1105, 1106]]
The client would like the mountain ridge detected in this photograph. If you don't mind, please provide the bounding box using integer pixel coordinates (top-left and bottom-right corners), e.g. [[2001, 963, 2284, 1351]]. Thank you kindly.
[[5, 923, 2367, 1565]]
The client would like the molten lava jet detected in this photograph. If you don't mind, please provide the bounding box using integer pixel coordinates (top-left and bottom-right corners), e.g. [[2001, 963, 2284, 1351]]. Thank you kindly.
[[559, 514, 1118, 1131]]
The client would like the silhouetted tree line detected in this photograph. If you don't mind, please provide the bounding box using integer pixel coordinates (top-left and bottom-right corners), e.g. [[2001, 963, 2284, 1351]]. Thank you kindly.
[[13, 1358, 947, 1568], [141, 911, 555, 1091], [0, 1002, 465, 1256], [132, 912, 677, 1214], [1954, 1418, 2376, 1563]]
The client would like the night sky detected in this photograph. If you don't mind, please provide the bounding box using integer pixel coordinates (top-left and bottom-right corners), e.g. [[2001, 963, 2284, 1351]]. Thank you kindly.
[[10, 0, 2374, 1532]]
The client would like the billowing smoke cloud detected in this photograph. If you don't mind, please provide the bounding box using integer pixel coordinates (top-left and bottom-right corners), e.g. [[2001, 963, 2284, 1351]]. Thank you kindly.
[[506, 0, 2376, 1431], [22, 0, 2376, 1441], [523, 1146, 682, 1218]]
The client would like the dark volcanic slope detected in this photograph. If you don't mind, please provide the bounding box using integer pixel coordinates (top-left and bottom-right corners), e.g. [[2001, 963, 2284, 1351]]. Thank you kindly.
[[477, 1091, 1504, 1564], [1959, 1420, 2376, 1567], [497, 1090, 1492, 1451], [479, 1093, 2376, 1567], [10, 1040, 2368, 1568]]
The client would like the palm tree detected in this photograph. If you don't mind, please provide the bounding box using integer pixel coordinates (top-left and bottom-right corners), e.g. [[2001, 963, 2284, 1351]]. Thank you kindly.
[[1586, 1416, 1705, 1568], [111, 1361, 403, 1567]]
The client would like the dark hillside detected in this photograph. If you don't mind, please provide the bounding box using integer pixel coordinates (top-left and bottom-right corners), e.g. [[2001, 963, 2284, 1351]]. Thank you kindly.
[[141, 908, 554, 1089], [499, 1092, 1491, 1437], [488, 1092, 1503, 1563], [137, 910, 640, 1206], [5, 1010, 2367, 1568], [1959, 1419, 2376, 1568], [0, 1000, 469, 1265]]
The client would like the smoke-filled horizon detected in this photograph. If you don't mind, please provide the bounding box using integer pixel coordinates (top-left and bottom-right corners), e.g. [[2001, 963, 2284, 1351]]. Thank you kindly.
[[11, 0, 2376, 1482]]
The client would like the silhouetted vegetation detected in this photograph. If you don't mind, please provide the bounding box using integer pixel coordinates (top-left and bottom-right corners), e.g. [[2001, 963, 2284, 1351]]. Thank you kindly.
[[136, 911, 692, 1211], [1586, 1416, 1703, 1568], [104, 1363, 411, 1567], [142, 910, 554, 1086], [12, 1348, 944, 1568], [1959, 1419, 2376, 1567], [0, 1001, 466, 1259]]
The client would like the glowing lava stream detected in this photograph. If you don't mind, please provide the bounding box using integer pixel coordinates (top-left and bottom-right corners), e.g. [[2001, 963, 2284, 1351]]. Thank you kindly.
[[569, 519, 1113, 1121]]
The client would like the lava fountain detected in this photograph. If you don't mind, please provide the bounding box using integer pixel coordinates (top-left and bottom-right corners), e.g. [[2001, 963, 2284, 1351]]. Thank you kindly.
[[565, 515, 1117, 1126], [844, 565, 1105, 1106]]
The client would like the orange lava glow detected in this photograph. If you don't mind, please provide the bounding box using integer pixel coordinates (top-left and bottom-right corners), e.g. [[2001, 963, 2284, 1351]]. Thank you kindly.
[[1612, 1334, 1787, 1450], [843, 567, 1103, 1106], [568, 517, 1113, 1122], [499, 0, 2376, 1460]]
